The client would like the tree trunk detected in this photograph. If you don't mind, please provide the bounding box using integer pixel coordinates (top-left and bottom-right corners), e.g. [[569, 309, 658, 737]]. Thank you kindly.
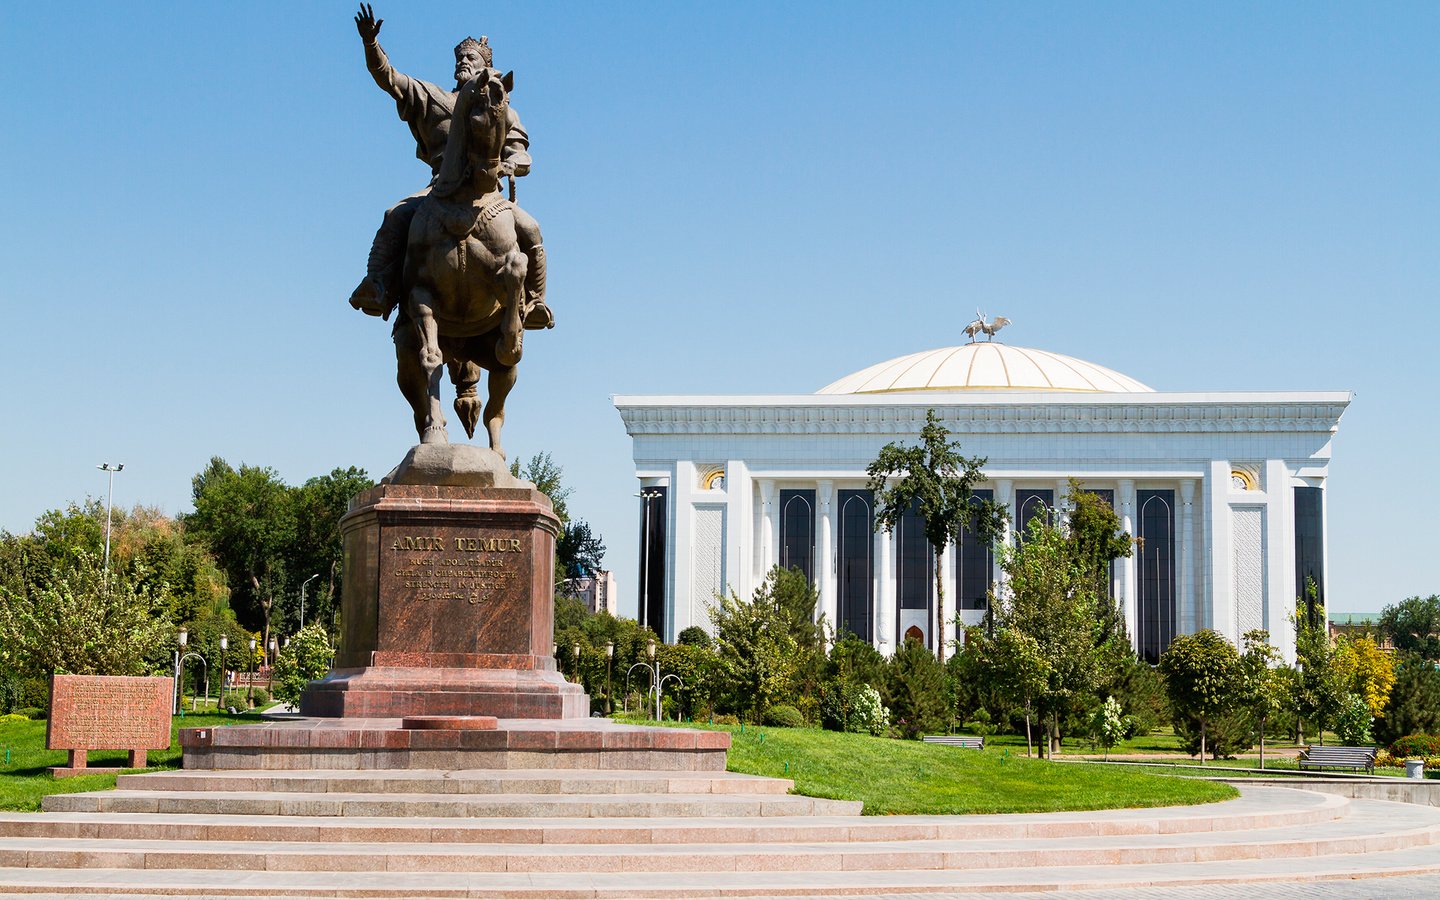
[[1024, 698, 1034, 759], [1199, 717, 1207, 766], [1259, 716, 1266, 770], [1049, 715, 1061, 757], [933, 555, 946, 665]]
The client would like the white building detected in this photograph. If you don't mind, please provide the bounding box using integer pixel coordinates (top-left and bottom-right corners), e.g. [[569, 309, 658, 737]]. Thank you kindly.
[[615, 342, 1349, 664]]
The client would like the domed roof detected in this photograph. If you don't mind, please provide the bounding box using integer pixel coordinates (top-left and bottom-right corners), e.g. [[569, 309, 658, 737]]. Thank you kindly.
[[816, 344, 1154, 395]]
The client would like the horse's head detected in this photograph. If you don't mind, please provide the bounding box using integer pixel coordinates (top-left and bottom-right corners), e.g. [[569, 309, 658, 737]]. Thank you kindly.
[[433, 69, 514, 198]]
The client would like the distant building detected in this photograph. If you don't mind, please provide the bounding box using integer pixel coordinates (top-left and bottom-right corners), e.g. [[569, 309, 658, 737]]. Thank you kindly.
[[616, 341, 1350, 665], [566, 570, 618, 616], [1328, 612, 1392, 649]]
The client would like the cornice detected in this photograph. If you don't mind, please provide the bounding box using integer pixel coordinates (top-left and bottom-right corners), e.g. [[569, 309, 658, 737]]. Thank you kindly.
[[614, 396, 1350, 436]]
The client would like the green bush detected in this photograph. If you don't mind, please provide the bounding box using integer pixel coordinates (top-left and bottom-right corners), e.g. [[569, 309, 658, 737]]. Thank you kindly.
[[676, 626, 712, 648], [713, 713, 739, 725], [852, 685, 890, 736], [763, 704, 805, 728], [820, 680, 858, 732], [885, 637, 951, 739], [248, 687, 271, 705], [271, 624, 334, 705], [0, 712, 30, 724], [1333, 694, 1374, 745], [1388, 734, 1440, 759], [220, 692, 249, 711], [1173, 707, 1254, 760], [13, 707, 43, 720]]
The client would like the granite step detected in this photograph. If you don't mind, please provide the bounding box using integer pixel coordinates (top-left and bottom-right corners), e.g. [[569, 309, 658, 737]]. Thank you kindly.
[[112, 769, 792, 796], [1, 797, 1435, 875], [1, 789, 1349, 845], [10, 845, 1440, 899], [40, 789, 861, 818]]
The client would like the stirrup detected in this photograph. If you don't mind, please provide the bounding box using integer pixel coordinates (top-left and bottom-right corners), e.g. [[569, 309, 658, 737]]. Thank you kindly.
[[523, 301, 554, 330]]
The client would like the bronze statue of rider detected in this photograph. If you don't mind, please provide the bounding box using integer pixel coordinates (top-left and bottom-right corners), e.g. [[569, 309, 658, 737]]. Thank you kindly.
[[347, 4, 551, 331]]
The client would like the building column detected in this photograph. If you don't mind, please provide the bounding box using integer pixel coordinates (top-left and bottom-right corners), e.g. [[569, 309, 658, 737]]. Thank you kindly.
[[1179, 479, 1196, 637], [669, 461, 697, 643], [724, 460, 750, 605], [1206, 459, 1234, 638], [1265, 459, 1296, 663], [876, 525, 895, 655], [1055, 478, 1072, 521], [817, 479, 836, 634], [940, 544, 958, 651], [1118, 479, 1137, 645], [757, 479, 776, 580], [993, 479, 1015, 604]]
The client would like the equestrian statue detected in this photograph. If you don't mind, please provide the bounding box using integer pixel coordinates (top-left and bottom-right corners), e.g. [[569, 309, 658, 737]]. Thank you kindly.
[[348, 5, 550, 455]]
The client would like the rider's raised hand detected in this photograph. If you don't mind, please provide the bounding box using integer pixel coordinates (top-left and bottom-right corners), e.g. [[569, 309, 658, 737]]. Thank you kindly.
[[354, 4, 383, 43]]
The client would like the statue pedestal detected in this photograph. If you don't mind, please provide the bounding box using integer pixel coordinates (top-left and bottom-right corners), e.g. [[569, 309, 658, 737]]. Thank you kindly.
[[300, 480, 588, 719]]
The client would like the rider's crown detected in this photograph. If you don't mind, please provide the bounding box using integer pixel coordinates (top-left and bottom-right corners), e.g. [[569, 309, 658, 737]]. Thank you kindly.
[[455, 36, 492, 68]]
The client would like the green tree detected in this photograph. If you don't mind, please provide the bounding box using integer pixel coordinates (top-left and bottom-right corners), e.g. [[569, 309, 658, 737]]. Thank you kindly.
[[271, 623, 335, 705], [1379, 595, 1440, 661], [510, 452, 571, 524], [557, 520, 606, 580], [708, 566, 823, 723], [1236, 629, 1285, 769], [1063, 481, 1133, 641], [866, 409, 1002, 664], [1293, 585, 1347, 744], [1158, 629, 1240, 764], [885, 636, 951, 738], [0, 550, 172, 678], [996, 514, 1113, 755], [1375, 653, 1440, 746], [290, 467, 374, 636], [185, 458, 297, 652], [1091, 695, 1125, 760], [980, 626, 1051, 757]]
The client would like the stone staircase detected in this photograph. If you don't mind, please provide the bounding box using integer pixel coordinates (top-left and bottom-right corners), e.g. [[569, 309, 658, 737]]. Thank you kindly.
[[0, 771, 1438, 896]]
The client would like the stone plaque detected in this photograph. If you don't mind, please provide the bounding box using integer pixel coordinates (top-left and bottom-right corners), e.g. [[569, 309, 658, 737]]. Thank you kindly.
[[384, 527, 526, 608], [46, 675, 172, 775]]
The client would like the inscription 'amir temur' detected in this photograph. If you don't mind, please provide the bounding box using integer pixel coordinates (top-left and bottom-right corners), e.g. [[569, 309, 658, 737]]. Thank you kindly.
[[390, 535, 522, 552]]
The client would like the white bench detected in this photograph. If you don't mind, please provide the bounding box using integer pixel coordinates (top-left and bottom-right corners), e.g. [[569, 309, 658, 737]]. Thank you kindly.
[[921, 735, 985, 750]]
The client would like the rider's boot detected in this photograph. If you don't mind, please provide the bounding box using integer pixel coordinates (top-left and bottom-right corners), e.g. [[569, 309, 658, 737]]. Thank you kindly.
[[522, 244, 553, 330], [348, 274, 389, 317]]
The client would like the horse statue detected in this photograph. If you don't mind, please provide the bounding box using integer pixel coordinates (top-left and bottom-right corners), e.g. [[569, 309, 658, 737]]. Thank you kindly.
[[964, 310, 1011, 343], [395, 69, 533, 455]]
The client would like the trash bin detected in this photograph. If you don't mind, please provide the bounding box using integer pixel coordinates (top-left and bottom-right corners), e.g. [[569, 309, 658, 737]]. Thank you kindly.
[[1405, 759, 1425, 780]]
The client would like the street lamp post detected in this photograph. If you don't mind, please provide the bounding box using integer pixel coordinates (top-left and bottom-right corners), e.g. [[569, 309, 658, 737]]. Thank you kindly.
[[219, 635, 228, 711], [267, 638, 278, 695], [172, 628, 188, 714], [96, 463, 124, 576], [626, 638, 683, 722], [572, 642, 582, 682], [299, 573, 320, 630], [247, 638, 257, 708], [636, 490, 662, 633], [605, 641, 614, 714]]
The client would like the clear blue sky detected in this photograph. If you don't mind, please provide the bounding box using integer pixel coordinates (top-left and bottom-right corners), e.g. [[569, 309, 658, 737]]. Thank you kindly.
[[1, 2, 1435, 615]]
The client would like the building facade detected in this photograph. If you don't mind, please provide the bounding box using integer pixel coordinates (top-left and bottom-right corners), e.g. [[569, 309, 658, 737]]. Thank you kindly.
[[615, 343, 1349, 663]]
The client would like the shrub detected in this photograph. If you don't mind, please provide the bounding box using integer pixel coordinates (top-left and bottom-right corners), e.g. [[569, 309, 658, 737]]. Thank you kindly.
[[852, 685, 890, 736], [713, 713, 739, 726], [271, 624, 334, 705], [677, 626, 713, 649], [1173, 707, 1254, 760], [885, 637, 951, 739], [1388, 734, 1440, 759], [967, 707, 995, 737], [221, 692, 249, 711], [0, 713, 29, 724], [13, 707, 43, 720], [763, 704, 806, 728], [248, 688, 271, 705], [820, 680, 858, 732], [1333, 694, 1374, 745]]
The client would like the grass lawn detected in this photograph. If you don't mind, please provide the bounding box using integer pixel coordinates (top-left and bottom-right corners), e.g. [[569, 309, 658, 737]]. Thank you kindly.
[[0, 709, 272, 812], [619, 718, 1237, 815]]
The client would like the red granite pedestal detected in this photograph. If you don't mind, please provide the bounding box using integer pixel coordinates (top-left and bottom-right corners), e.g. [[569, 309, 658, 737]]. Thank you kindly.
[[299, 482, 588, 720]]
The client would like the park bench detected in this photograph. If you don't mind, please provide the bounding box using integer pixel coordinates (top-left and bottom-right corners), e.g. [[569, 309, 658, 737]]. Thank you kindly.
[[1297, 745, 1377, 774], [921, 735, 985, 750]]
